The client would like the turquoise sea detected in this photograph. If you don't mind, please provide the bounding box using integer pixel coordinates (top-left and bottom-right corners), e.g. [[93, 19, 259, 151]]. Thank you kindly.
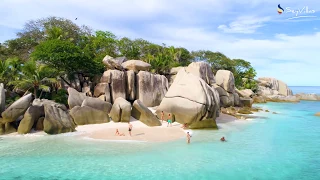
[[1, 88, 320, 180]]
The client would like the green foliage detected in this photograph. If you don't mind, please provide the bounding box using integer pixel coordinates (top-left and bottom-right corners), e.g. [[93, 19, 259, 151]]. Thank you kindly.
[[8, 59, 59, 98], [52, 89, 68, 106], [1, 16, 259, 96]]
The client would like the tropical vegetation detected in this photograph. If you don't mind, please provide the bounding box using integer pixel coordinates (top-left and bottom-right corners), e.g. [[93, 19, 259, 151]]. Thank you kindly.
[[0, 16, 258, 105]]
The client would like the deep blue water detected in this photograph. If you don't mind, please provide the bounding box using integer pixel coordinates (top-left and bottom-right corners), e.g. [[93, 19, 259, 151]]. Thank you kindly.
[[1, 90, 320, 179]]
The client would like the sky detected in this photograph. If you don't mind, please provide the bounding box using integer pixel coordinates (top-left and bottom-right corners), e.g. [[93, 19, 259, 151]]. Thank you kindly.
[[0, 0, 320, 86]]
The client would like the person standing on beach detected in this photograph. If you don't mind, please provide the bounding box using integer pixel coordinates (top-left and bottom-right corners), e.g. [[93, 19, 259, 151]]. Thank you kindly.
[[187, 132, 191, 144], [167, 114, 172, 127], [161, 111, 164, 123], [128, 122, 133, 136]]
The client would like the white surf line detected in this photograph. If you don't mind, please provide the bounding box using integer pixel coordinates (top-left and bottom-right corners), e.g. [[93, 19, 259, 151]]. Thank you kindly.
[[82, 137, 147, 143]]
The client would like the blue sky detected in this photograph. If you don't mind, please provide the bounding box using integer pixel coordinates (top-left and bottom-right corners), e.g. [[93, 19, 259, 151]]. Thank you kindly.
[[1, 0, 319, 86]]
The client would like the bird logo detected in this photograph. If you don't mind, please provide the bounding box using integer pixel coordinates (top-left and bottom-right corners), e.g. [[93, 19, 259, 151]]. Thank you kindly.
[[277, 4, 284, 14]]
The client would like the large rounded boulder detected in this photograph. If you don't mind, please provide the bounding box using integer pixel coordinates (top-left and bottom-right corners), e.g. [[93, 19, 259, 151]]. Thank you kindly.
[[102, 55, 127, 70], [1, 93, 33, 123], [110, 97, 131, 122], [81, 97, 112, 113], [43, 102, 75, 135], [67, 88, 87, 109], [215, 70, 235, 93], [156, 68, 219, 129], [131, 100, 161, 126], [70, 106, 110, 125], [186, 62, 215, 86], [17, 105, 43, 134], [136, 71, 168, 107], [121, 60, 151, 73]]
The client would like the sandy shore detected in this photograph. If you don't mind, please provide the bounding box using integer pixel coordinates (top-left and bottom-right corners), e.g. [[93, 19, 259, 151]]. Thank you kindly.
[[1, 113, 239, 142], [78, 113, 238, 142]]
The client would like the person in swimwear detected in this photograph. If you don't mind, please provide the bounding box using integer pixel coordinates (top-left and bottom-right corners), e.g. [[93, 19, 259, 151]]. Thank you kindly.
[[181, 123, 188, 129], [220, 136, 226, 142], [115, 129, 125, 136], [187, 132, 191, 144], [167, 114, 172, 127], [161, 111, 164, 123], [128, 122, 133, 136]]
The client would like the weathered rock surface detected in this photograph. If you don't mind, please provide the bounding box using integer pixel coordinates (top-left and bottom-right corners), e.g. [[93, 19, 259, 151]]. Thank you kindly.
[[156, 68, 219, 128], [110, 97, 131, 122], [266, 95, 300, 103], [186, 62, 215, 86], [295, 93, 320, 101], [253, 96, 267, 103], [121, 60, 151, 72], [1, 94, 33, 123], [257, 77, 293, 96], [166, 67, 184, 87], [81, 97, 112, 113], [67, 88, 87, 109], [0, 122, 16, 135], [234, 93, 240, 106], [215, 70, 235, 93], [94, 83, 108, 97], [100, 70, 126, 103], [136, 71, 168, 107], [35, 117, 44, 131], [0, 83, 5, 114], [240, 98, 253, 107], [43, 102, 76, 134], [70, 106, 110, 125], [125, 70, 136, 101], [18, 105, 43, 134], [214, 84, 235, 108], [236, 89, 254, 98], [132, 100, 161, 126], [102, 55, 127, 70]]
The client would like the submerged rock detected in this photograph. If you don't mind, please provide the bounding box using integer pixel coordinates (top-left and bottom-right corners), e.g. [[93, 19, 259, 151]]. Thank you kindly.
[[109, 97, 131, 122], [1, 94, 33, 123], [132, 100, 161, 126]]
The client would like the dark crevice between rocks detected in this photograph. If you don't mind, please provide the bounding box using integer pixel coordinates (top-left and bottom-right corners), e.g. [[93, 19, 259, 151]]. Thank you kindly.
[[119, 106, 122, 122]]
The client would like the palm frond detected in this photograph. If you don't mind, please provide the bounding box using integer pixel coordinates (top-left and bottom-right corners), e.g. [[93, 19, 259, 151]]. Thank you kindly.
[[39, 84, 51, 92]]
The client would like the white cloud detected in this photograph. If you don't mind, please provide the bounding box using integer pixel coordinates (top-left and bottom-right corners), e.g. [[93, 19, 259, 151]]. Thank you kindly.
[[217, 16, 271, 34], [0, 0, 319, 85]]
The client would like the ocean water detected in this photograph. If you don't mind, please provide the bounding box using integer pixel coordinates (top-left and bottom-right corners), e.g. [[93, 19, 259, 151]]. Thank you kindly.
[[290, 86, 320, 95], [1, 101, 320, 179]]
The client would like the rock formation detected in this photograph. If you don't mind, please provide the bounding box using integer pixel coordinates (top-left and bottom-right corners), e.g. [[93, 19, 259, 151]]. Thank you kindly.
[[214, 70, 239, 107], [257, 77, 293, 96], [295, 93, 320, 101], [0, 83, 5, 114], [43, 102, 75, 134], [70, 106, 110, 125], [102, 55, 127, 70], [81, 97, 112, 113], [132, 100, 161, 126], [68, 88, 87, 109], [125, 70, 136, 101], [109, 97, 131, 122], [1, 93, 33, 123], [18, 105, 43, 134], [121, 60, 151, 72], [157, 68, 219, 129], [186, 62, 215, 86], [136, 71, 168, 107], [100, 70, 126, 104]]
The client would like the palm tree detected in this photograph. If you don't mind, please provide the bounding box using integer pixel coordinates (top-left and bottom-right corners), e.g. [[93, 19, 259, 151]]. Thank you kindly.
[[9, 60, 58, 98], [0, 58, 22, 88]]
